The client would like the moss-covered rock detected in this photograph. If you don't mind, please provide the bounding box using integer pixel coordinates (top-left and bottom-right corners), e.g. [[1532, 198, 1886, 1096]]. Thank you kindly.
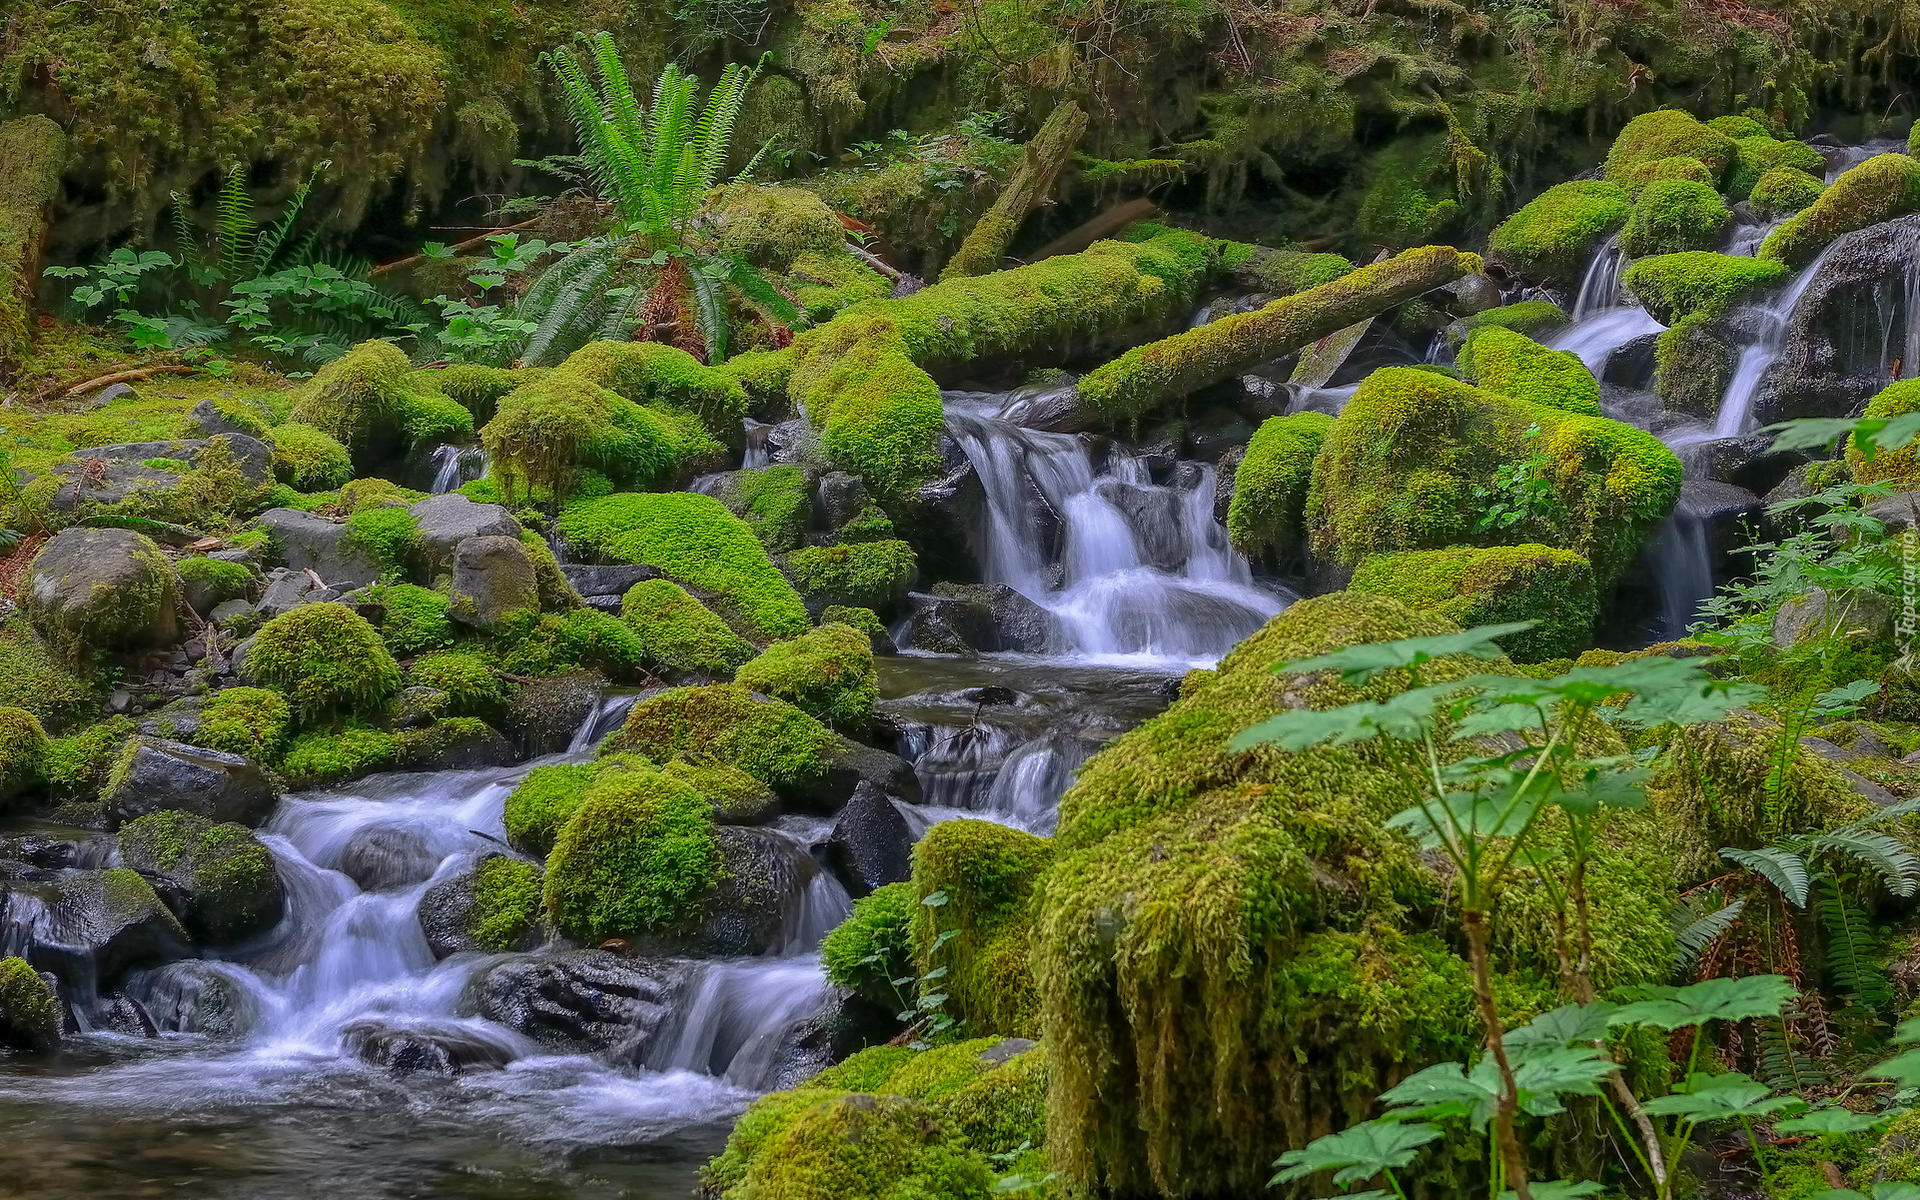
[[712, 183, 849, 273], [493, 609, 645, 682], [406, 651, 505, 718], [662, 755, 779, 825], [0, 116, 66, 374], [601, 684, 839, 798], [117, 809, 284, 943], [820, 604, 890, 653], [735, 623, 877, 731], [194, 686, 292, 762], [268, 423, 355, 492], [367, 583, 455, 655], [1847, 379, 1920, 490], [1725, 134, 1825, 200], [541, 761, 723, 944], [913, 819, 1051, 1038], [708, 1092, 996, 1200], [1486, 181, 1631, 287], [621, 579, 757, 678], [1761, 154, 1920, 266], [1621, 251, 1790, 324], [710, 465, 813, 553], [278, 724, 398, 789], [42, 715, 135, 800], [1443, 299, 1568, 345], [244, 603, 401, 721], [820, 880, 915, 1011], [1033, 592, 1676, 1196], [1225, 411, 1333, 564], [1748, 167, 1827, 218], [1619, 179, 1731, 257], [419, 854, 543, 955], [0, 619, 95, 730], [1455, 326, 1601, 415], [175, 555, 257, 613], [0, 957, 59, 1054], [559, 492, 810, 640], [0, 706, 48, 806], [1618, 154, 1716, 194], [22, 526, 181, 656], [503, 762, 599, 857], [1603, 109, 1737, 187], [1653, 314, 1736, 417], [781, 541, 917, 614], [288, 341, 472, 470], [1305, 367, 1682, 587], [1348, 544, 1598, 661]]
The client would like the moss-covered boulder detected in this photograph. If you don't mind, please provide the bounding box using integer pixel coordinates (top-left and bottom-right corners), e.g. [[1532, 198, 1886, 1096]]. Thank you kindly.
[[118, 809, 285, 943], [1621, 251, 1790, 324], [1748, 167, 1827, 218], [664, 755, 780, 825], [707, 1092, 996, 1200], [1442, 299, 1568, 346], [0, 957, 59, 1054], [406, 652, 505, 719], [193, 687, 293, 762], [493, 609, 645, 682], [712, 183, 848, 273], [268, 423, 355, 492], [418, 854, 543, 957], [1225, 412, 1333, 565], [1619, 179, 1731, 257], [0, 706, 48, 807], [821, 880, 915, 1011], [1304, 367, 1682, 587], [503, 762, 598, 857], [448, 535, 541, 632], [541, 762, 723, 944], [1603, 109, 1738, 187], [1348, 544, 1598, 661], [707, 465, 813, 553], [781, 540, 918, 614], [176, 555, 258, 614], [105, 736, 279, 826], [1653, 315, 1736, 417], [1725, 135, 1825, 200], [621, 579, 757, 678], [559, 492, 810, 640], [1486, 181, 1630, 286], [1455, 326, 1601, 415], [287, 341, 471, 470], [22, 527, 181, 655], [1761, 153, 1920, 266], [244, 602, 401, 721], [913, 819, 1051, 1038], [0, 619, 95, 731], [735, 623, 877, 731], [1847, 379, 1920, 490], [1032, 592, 1677, 1196], [601, 684, 840, 800]]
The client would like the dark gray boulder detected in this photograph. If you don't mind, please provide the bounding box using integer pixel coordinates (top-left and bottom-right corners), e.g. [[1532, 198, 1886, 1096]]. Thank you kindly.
[[343, 1020, 514, 1075], [118, 811, 285, 945], [339, 824, 440, 892], [472, 950, 690, 1063], [408, 493, 522, 577], [449, 535, 540, 631], [22, 526, 181, 651], [823, 782, 912, 898], [254, 509, 381, 588], [104, 738, 277, 827]]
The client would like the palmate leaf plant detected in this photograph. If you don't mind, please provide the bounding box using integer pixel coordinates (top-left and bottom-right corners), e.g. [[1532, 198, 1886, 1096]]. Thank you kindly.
[[498, 33, 799, 367], [44, 162, 420, 365]]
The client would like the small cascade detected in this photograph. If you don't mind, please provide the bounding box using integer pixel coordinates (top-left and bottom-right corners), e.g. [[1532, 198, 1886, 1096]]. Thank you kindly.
[[742, 418, 772, 469], [1708, 242, 1838, 438], [426, 443, 487, 493], [1570, 234, 1626, 320], [1873, 259, 1920, 381], [939, 393, 1287, 666], [1648, 509, 1713, 638], [1725, 217, 1786, 258], [1550, 306, 1665, 375]]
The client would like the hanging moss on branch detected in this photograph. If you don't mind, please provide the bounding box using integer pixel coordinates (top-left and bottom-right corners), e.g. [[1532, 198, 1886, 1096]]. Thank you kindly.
[[941, 101, 1089, 280], [1076, 245, 1480, 422]]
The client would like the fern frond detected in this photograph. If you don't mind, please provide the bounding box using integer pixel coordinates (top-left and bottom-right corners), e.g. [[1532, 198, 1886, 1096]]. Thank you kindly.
[[1809, 830, 1920, 897], [1673, 892, 1747, 969], [518, 242, 624, 365], [253, 161, 327, 275], [1817, 880, 1892, 1013], [166, 194, 202, 271], [1723, 847, 1811, 907], [214, 166, 257, 284], [686, 262, 730, 363]]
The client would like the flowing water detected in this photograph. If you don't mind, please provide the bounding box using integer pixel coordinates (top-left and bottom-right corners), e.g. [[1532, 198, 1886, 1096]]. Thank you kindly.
[[427, 443, 490, 494]]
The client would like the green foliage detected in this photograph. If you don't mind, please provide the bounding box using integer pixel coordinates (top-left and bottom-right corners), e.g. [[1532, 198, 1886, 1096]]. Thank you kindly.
[[821, 880, 917, 1010], [42, 715, 135, 798], [735, 623, 877, 730], [1456, 327, 1601, 415], [1620, 180, 1732, 258], [559, 491, 808, 638], [1487, 181, 1631, 285], [1622, 252, 1791, 325], [541, 761, 722, 942], [1349, 545, 1599, 662], [1847, 380, 1920, 491], [621, 578, 757, 676], [1226, 411, 1334, 563], [245, 602, 402, 721], [781, 540, 917, 613], [0, 705, 48, 801], [368, 583, 455, 654], [195, 686, 292, 760], [602, 683, 838, 795]]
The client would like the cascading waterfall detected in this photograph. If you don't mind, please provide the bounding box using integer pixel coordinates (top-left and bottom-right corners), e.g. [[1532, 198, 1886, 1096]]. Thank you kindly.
[[426, 443, 488, 494], [1708, 241, 1838, 439], [940, 391, 1288, 666], [1570, 234, 1626, 321]]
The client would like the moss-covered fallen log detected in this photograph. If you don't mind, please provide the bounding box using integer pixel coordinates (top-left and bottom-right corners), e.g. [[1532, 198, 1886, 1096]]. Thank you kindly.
[[1076, 244, 1481, 421], [0, 116, 67, 379], [940, 101, 1088, 280]]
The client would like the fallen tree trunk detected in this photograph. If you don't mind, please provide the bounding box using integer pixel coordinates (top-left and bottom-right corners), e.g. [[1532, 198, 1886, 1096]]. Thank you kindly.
[[1076, 244, 1482, 420], [1028, 197, 1161, 263], [940, 101, 1088, 280], [0, 116, 69, 383]]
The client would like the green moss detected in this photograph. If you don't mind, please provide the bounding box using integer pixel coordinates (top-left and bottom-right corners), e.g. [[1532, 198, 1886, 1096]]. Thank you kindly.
[[42, 715, 135, 798], [1618, 154, 1715, 194], [1348, 544, 1598, 661], [1225, 412, 1334, 563], [245, 603, 402, 721], [1487, 181, 1631, 286], [1653, 314, 1736, 418], [1708, 114, 1773, 139], [1748, 167, 1827, 218], [716, 349, 796, 416], [1353, 138, 1459, 247], [0, 706, 48, 802], [503, 762, 599, 856], [422, 364, 527, 424], [0, 116, 65, 369], [407, 650, 506, 717], [820, 880, 915, 1009], [1762, 154, 1920, 265], [337, 476, 425, 514], [368, 583, 454, 654], [140, 456, 192, 473], [1603, 109, 1738, 187], [1619, 179, 1731, 257], [711, 1092, 995, 1200], [820, 605, 887, 649], [517, 530, 579, 612], [1444, 300, 1568, 345], [913, 819, 1051, 1038], [289, 340, 473, 469], [1455, 326, 1601, 416], [602, 684, 839, 796], [1847, 379, 1920, 490], [494, 609, 645, 682], [278, 723, 398, 788], [269, 423, 355, 492], [118, 809, 281, 941], [1305, 367, 1682, 588], [466, 856, 543, 953], [175, 556, 255, 606], [195, 686, 292, 761], [23, 529, 180, 658], [713, 184, 849, 273], [1035, 592, 1675, 1195], [480, 341, 740, 500], [662, 754, 778, 824], [1242, 248, 1356, 296], [0, 956, 58, 1054], [541, 762, 722, 943], [735, 624, 877, 731], [1725, 135, 1825, 200], [713, 465, 812, 553], [1621, 251, 1791, 324], [559, 491, 810, 639], [781, 541, 917, 613], [621, 579, 757, 677]]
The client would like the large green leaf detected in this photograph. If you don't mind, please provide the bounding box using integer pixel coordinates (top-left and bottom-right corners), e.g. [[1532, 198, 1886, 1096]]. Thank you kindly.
[[1269, 1120, 1443, 1186], [1774, 1105, 1901, 1135], [1267, 624, 1532, 684], [1227, 683, 1465, 752], [1608, 975, 1798, 1030], [1639, 1071, 1806, 1123]]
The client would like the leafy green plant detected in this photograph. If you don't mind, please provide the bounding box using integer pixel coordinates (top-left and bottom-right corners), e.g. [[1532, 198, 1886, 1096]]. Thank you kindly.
[[1473, 424, 1566, 534]]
